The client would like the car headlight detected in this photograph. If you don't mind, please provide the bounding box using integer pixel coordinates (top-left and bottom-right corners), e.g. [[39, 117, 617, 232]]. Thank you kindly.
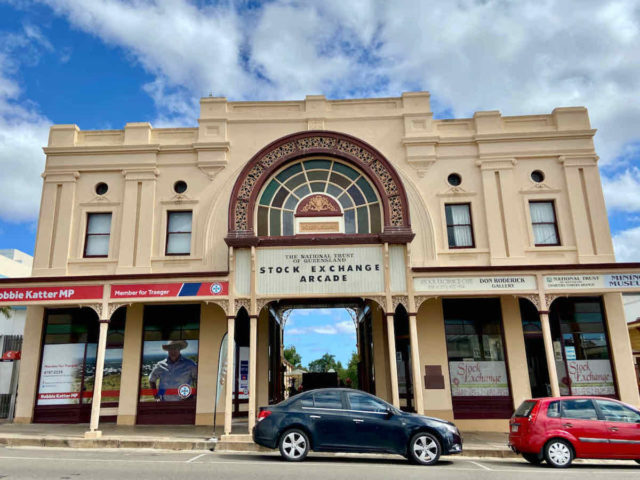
[[442, 423, 459, 435]]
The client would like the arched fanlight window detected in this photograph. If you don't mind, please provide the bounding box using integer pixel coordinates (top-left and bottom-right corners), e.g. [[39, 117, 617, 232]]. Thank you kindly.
[[256, 158, 382, 236]]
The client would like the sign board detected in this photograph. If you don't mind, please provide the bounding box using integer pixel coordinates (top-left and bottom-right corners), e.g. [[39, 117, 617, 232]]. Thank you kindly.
[[37, 343, 87, 405], [236, 346, 249, 400], [256, 246, 384, 295], [111, 282, 228, 299], [414, 275, 536, 293], [544, 274, 640, 290], [448, 361, 510, 396], [564, 346, 577, 361], [0, 286, 103, 303], [567, 359, 615, 395]]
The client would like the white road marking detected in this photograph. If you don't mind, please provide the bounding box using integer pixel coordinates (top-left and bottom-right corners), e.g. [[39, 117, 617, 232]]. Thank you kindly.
[[186, 453, 208, 463], [468, 461, 492, 471]]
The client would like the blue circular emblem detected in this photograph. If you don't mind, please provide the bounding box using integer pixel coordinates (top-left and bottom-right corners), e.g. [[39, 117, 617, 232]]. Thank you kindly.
[[178, 384, 192, 399], [210, 282, 222, 295]]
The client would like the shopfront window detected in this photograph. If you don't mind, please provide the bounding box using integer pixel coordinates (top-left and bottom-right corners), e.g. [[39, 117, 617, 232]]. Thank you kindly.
[[139, 305, 199, 403], [444, 298, 512, 419], [36, 308, 98, 415], [550, 297, 615, 396]]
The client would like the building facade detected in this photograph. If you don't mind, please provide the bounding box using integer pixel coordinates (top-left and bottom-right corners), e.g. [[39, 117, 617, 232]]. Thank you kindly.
[[1, 92, 640, 437]]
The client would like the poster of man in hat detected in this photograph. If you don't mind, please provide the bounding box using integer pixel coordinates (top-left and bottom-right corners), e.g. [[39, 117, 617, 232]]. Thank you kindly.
[[147, 339, 198, 401]]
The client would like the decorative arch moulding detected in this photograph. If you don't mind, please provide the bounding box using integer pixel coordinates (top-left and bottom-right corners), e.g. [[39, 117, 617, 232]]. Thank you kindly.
[[226, 130, 414, 247]]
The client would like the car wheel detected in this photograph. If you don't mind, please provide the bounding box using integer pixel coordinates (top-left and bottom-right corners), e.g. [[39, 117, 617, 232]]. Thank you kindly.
[[279, 429, 309, 462], [408, 432, 441, 466], [522, 453, 542, 465], [544, 439, 573, 468]]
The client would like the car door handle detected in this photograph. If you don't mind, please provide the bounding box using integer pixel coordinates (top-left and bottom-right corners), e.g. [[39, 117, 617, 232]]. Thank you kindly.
[[609, 427, 618, 432], [562, 423, 573, 428], [353, 419, 364, 423], [310, 415, 321, 419]]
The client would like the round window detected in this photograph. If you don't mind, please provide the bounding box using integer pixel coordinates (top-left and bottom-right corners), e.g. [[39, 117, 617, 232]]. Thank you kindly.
[[95, 182, 108, 196], [531, 170, 545, 183], [447, 173, 462, 186], [174, 180, 188, 194]]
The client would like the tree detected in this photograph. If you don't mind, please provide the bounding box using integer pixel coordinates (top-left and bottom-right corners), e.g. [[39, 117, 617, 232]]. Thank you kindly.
[[283, 345, 302, 368], [307, 353, 338, 373], [343, 351, 359, 389], [0, 307, 11, 318]]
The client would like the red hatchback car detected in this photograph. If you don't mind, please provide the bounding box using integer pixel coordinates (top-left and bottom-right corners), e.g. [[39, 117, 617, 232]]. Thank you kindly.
[[509, 396, 640, 468]]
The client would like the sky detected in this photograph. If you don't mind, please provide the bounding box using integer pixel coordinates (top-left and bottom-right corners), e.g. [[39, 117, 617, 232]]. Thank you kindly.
[[1, 1, 640, 360], [283, 308, 356, 367]]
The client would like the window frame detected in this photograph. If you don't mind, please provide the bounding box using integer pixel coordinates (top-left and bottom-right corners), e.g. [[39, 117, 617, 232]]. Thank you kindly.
[[444, 202, 475, 249], [165, 210, 193, 256], [529, 200, 561, 247], [83, 212, 112, 258]]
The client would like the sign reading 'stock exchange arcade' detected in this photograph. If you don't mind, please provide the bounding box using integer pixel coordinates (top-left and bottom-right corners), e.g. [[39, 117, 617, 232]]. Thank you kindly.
[[256, 246, 384, 295]]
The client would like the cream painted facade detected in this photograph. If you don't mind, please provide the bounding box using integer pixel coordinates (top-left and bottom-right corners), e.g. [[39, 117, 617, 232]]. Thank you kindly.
[[1, 92, 639, 438]]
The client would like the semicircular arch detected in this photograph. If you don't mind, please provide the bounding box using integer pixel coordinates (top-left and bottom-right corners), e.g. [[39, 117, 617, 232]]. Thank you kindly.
[[226, 130, 414, 246]]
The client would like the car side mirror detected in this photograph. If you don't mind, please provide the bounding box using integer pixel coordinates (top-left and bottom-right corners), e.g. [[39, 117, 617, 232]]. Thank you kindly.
[[385, 407, 394, 419]]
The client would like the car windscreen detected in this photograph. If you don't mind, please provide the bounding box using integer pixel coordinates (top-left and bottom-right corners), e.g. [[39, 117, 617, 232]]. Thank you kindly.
[[513, 400, 537, 417]]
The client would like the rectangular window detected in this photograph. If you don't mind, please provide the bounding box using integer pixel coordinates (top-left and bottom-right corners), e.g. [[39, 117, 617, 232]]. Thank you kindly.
[[445, 203, 474, 248], [166, 211, 192, 255], [529, 201, 559, 246], [84, 213, 112, 257], [444, 298, 513, 419]]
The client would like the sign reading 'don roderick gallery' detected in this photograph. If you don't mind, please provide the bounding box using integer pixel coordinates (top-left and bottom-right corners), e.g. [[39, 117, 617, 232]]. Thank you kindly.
[[256, 246, 384, 295], [414, 275, 537, 293], [544, 274, 640, 290]]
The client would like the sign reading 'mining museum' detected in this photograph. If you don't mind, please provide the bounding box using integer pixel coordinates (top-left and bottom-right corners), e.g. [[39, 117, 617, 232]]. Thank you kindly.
[[256, 246, 384, 295]]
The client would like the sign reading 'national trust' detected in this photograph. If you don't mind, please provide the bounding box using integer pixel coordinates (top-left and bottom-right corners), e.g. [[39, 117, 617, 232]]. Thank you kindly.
[[256, 246, 384, 295], [544, 274, 640, 290]]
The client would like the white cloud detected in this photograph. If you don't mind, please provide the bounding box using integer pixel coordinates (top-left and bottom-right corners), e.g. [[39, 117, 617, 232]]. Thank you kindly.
[[38, 0, 640, 163], [613, 226, 640, 262], [602, 167, 640, 212], [5, 0, 640, 225], [0, 26, 49, 222], [311, 325, 337, 335], [335, 320, 355, 335]]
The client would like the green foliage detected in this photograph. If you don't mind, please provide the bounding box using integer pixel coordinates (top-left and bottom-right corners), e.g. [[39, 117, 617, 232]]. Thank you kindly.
[[0, 307, 12, 318], [307, 351, 359, 389], [307, 353, 338, 373], [283, 345, 302, 368]]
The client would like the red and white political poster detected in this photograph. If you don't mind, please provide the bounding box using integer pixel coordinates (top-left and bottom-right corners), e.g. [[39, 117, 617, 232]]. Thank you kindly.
[[37, 344, 87, 405]]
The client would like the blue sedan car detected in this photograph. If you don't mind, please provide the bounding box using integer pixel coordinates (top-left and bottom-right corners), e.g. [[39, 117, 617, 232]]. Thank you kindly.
[[252, 388, 462, 465]]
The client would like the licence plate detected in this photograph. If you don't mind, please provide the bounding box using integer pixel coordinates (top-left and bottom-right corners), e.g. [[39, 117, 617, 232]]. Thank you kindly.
[[511, 424, 519, 432]]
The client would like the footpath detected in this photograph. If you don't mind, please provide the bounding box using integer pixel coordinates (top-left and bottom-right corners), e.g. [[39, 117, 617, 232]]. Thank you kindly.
[[0, 423, 515, 457]]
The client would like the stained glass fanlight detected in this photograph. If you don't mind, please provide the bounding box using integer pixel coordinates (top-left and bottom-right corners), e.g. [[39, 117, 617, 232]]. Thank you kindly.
[[256, 158, 382, 236]]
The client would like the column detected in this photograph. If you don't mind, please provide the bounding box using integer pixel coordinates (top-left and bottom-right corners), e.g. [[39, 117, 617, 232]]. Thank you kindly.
[[248, 314, 258, 431], [408, 313, 424, 415], [13, 306, 45, 423], [85, 317, 110, 438], [539, 311, 560, 397], [386, 313, 400, 408], [500, 297, 532, 408], [117, 304, 143, 425], [223, 315, 235, 435]]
